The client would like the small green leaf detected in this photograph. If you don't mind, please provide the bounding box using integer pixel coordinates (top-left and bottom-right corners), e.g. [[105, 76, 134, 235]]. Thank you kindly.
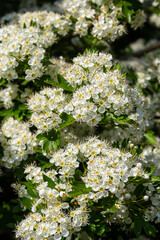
[[134, 214, 142, 237], [144, 131, 157, 145], [22, 181, 38, 198], [122, 1, 134, 23], [69, 181, 92, 197], [144, 166, 156, 176], [112, 62, 122, 71], [18, 104, 28, 111], [36, 154, 54, 169], [0, 109, 13, 117], [37, 129, 60, 152], [7, 223, 15, 229], [58, 112, 75, 129], [150, 176, 160, 182], [21, 197, 33, 211], [99, 113, 112, 124], [12, 205, 21, 213], [116, 115, 136, 125], [14, 164, 25, 180], [45, 74, 74, 92], [43, 174, 56, 189], [113, 0, 123, 7], [142, 219, 157, 237]]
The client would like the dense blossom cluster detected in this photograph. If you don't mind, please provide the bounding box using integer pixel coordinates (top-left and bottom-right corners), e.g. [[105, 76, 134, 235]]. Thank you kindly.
[[15, 138, 149, 239], [0, 23, 56, 82], [121, 47, 160, 89], [63, 52, 149, 128], [27, 88, 68, 132], [0, 83, 18, 108], [140, 139, 160, 176], [0, 118, 37, 168], [130, 9, 146, 30], [0, 1, 160, 240], [80, 138, 146, 198]]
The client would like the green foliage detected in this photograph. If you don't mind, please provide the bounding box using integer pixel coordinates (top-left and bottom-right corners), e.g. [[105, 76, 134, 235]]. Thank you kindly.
[[100, 112, 136, 126], [21, 197, 33, 211], [45, 74, 75, 92], [134, 214, 157, 237], [0, 103, 31, 121], [144, 131, 157, 145], [43, 174, 56, 189], [36, 154, 54, 170], [14, 162, 25, 180], [69, 181, 92, 197], [36, 128, 60, 152], [134, 214, 142, 237], [58, 112, 75, 129], [113, 0, 123, 7], [112, 62, 122, 71], [21, 181, 38, 198], [0, 200, 24, 231], [122, 1, 135, 23]]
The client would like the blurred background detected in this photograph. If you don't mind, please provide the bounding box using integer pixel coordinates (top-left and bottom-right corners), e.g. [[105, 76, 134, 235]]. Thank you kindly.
[[0, 0, 57, 18]]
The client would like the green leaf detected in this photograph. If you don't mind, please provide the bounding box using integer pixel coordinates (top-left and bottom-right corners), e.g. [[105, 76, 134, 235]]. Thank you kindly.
[[37, 129, 60, 152], [150, 176, 160, 182], [0, 109, 13, 117], [45, 74, 74, 92], [134, 184, 146, 197], [122, 1, 134, 23], [99, 113, 112, 124], [144, 131, 157, 145], [112, 62, 122, 71], [14, 164, 25, 180], [43, 174, 56, 189], [144, 166, 156, 176], [12, 205, 21, 213], [69, 181, 92, 197], [113, 0, 123, 7], [18, 104, 28, 111], [134, 214, 142, 237], [116, 115, 136, 125], [58, 112, 75, 129], [121, 138, 129, 149], [36, 154, 54, 170], [100, 195, 117, 209], [126, 68, 137, 85], [21, 197, 33, 211], [142, 219, 157, 237], [21, 80, 29, 85], [21, 181, 38, 198], [7, 223, 15, 229]]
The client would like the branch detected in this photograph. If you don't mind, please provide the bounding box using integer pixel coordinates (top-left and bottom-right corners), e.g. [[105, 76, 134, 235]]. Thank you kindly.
[[120, 41, 160, 59]]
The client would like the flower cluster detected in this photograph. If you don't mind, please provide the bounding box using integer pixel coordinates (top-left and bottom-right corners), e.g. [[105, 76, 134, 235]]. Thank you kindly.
[[79, 138, 146, 199], [15, 137, 149, 240], [121, 47, 160, 89], [0, 23, 56, 82], [140, 139, 160, 177], [62, 51, 149, 129], [15, 164, 89, 240], [150, 13, 160, 28], [0, 83, 18, 108], [27, 88, 67, 133], [145, 192, 160, 223], [0, 2, 159, 239], [56, 0, 125, 40], [0, 118, 37, 168], [130, 10, 147, 30]]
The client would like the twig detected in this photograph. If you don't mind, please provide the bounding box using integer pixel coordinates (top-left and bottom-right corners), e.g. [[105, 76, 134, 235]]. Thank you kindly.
[[120, 41, 160, 59]]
